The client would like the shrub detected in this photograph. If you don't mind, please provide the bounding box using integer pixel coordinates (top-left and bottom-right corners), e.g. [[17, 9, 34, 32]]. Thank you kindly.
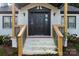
[[3, 35, 12, 46], [0, 35, 4, 45], [67, 33, 77, 43], [74, 44, 79, 51], [0, 35, 12, 46]]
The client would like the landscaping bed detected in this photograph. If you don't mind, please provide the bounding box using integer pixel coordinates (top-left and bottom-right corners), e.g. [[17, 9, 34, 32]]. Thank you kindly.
[[63, 33, 79, 56], [0, 46, 17, 56], [0, 35, 17, 56]]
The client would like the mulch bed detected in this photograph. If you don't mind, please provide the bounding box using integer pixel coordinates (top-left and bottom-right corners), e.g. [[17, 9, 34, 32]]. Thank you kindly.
[[1, 39, 79, 56], [0, 45, 18, 56], [63, 41, 79, 56]]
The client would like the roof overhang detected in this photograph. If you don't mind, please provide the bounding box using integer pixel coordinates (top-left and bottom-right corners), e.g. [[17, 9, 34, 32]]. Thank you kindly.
[[61, 11, 79, 14], [15, 3, 63, 9], [0, 11, 18, 14], [60, 5, 79, 14]]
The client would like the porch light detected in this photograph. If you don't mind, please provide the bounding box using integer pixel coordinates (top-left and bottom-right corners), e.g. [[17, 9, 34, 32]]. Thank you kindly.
[[40, 6, 42, 9], [36, 6, 40, 9], [36, 6, 42, 9]]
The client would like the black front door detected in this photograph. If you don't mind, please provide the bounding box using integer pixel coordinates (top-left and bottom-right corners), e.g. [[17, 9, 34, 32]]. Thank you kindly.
[[28, 7, 50, 35]]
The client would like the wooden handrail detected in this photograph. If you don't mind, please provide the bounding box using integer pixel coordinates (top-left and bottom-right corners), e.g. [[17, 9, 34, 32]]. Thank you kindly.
[[17, 25, 27, 56], [53, 25, 63, 56], [53, 25, 63, 37], [18, 25, 26, 37]]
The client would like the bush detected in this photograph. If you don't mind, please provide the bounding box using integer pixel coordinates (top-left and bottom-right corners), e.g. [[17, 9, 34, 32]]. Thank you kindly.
[[0, 35, 4, 45], [74, 44, 79, 51], [0, 35, 12, 46], [3, 35, 12, 46], [67, 33, 77, 43]]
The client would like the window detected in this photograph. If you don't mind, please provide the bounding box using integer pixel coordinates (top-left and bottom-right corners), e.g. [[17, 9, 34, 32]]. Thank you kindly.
[[3, 16, 11, 28], [68, 16, 76, 28], [61, 16, 76, 29], [3, 16, 17, 29]]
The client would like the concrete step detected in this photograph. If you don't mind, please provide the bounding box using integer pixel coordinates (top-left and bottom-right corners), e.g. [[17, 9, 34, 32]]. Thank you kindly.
[[23, 37, 57, 55]]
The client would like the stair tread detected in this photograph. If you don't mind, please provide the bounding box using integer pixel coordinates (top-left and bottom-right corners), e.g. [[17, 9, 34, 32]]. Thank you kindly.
[[23, 37, 56, 55], [23, 50, 57, 55]]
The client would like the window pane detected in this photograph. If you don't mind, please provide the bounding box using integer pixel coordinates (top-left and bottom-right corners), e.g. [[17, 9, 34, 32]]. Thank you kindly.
[[61, 16, 64, 25], [4, 23, 10, 28], [68, 17, 76, 28], [4, 17, 10, 23], [69, 17, 75, 23], [69, 23, 75, 28], [3, 16, 11, 28]]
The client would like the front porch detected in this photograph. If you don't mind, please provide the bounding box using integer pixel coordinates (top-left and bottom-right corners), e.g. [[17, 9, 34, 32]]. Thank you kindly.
[[12, 25, 63, 56], [11, 3, 68, 56]]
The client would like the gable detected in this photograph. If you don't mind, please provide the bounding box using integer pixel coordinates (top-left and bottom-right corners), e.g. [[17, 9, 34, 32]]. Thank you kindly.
[[15, 3, 63, 9]]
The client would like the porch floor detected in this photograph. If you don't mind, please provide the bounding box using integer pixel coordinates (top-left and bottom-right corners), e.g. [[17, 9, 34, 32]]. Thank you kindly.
[[23, 36, 57, 55]]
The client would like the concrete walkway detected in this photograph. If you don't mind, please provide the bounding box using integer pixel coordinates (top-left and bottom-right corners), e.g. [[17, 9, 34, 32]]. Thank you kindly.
[[23, 37, 57, 55]]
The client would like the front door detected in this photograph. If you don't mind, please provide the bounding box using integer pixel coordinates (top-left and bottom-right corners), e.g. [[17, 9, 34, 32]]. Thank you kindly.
[[28, 7, 50, 35]]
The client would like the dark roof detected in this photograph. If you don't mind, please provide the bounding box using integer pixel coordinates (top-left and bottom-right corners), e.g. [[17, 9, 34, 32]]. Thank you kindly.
[[0, 6, 18, 14], [0, 4, 79, 14], [15, 3, 63, 9], [60, 5, 79, 14]]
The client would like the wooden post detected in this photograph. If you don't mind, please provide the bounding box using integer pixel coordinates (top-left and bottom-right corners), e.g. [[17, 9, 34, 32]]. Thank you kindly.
[[58, 36, 63, 56], [12, 3, 16, 37], [18, 36, 23, 56], [64, 3, 68, 37]]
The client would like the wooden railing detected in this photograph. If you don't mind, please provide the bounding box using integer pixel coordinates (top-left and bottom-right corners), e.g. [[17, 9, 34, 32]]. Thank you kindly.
[[53, 25, 63, 56], [17, 25, 27, 56], [15, 25, 24, 37]]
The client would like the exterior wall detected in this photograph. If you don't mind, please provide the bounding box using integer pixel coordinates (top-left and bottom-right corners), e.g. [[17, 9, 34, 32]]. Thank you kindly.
[[61, 14, 79, 35], [18, 3, 61, 36], [0, 14, 17, 36]]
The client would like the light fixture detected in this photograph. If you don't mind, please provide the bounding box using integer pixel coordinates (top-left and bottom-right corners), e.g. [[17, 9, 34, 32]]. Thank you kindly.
[[23, 13, 25, 16], [36, 6, 42, 9], [40, 6, 42, 9], [37, 6, 40, 9]]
